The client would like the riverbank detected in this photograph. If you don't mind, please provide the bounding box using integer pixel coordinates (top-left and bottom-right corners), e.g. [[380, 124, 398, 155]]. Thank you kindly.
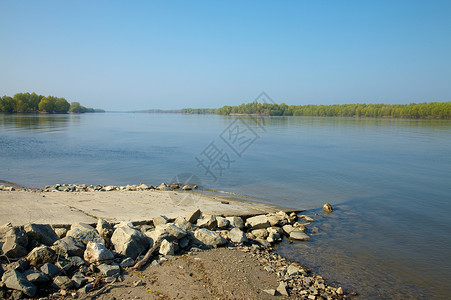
[[0, 185, 351, 299], [0, 184, 300, 226]]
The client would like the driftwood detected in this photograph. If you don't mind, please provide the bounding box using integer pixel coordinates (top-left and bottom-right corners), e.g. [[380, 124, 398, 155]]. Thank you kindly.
[[80, 278, 117, 300], [132, 242, 160, 270]]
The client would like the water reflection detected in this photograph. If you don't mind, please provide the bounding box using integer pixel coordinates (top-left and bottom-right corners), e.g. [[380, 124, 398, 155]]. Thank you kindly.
[[0, 113, 79, 133]]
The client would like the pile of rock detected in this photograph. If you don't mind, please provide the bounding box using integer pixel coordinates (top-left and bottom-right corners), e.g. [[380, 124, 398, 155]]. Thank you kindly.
[[0, 209, 340, 299], [0, 183, 200, 193]]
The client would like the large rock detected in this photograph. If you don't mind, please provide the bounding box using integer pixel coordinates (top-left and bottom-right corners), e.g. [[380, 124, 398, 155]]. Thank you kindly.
[[228, 228, 248, 244], [53, 236, 85, 257], [26, 246, 55, 267], [289, 230, 311, 241], [165, 224, 187, 240], [226, 216, 244, 229], [1, 269, 37, 297], [245, 215, 270, 229], [159, 239, 175, 256], [145, 227, 170, 244], [2, 233, 28, 258], [111, 225, 149, 259], [24, 224, 59, 246], [187, 209, 201, 224], [251, 229, 269, 239], [97, 264, 121, 277], [267, 211, 290, 226], [83, 242, 114, 264], [96, 219, 113, 239], [0, 222, 14, 238], [40, 263, 60, 277], [25, 270, 50, 285], [53, 275, 74, 290], [153, 215, 169, 226], [194, 228, 226, 247], [197, 215, 217, 230], [216, 217, 230, 228], [66, 223, 103, 245], [282, 224, 295, 235]]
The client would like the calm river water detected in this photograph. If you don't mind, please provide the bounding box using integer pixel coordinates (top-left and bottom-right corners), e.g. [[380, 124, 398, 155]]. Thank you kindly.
[[1, 113, 450, 299]]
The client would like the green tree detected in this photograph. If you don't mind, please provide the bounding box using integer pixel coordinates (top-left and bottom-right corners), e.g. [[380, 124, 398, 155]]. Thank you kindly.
[[38, 96, 57, 113], [54, 98, 70, 113], [0, 96, 15, 113]]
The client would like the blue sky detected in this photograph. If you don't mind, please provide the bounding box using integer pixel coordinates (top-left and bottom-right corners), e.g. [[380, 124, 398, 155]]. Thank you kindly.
[[1, 1, 450, 110]]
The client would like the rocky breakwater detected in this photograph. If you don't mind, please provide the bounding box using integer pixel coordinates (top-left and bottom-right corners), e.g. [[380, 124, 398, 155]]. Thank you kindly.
[[0, 208, 347, 299], [0, 182, 199, 193]]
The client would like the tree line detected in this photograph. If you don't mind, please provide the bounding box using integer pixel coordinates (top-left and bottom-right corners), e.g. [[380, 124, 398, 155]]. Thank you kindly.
[[182, 102, 451, 119], [0, 92, 104, 114]]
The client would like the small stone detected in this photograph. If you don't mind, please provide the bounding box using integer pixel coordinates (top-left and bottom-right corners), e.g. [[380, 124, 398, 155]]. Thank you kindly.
[[216, 216, 229, 228], [97, 264, 121, 277], [197, 215, 217, 230], [120, 257, 135, 268], [323, 203, 334, 214], [277, 281, 289, 296], [71, 272, 88, 289], [54, 228, 68, 238], [337, 287, 343, 295], [263, 289, 276, 295], [299, 215, 315, 222]]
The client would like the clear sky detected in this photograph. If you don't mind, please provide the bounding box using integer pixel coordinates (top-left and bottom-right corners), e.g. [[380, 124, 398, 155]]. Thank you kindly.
[[1, 1, 450, 110]]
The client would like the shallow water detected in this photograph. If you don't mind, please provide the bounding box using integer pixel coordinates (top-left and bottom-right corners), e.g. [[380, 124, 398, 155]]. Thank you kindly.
[[1, 113, 450, 299]]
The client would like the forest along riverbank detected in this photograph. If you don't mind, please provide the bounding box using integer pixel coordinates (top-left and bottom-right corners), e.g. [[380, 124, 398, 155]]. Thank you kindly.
[[0, 185, 351, 299]]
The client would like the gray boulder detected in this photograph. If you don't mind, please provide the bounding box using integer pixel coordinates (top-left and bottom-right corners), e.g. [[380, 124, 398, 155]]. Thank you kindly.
[[226, 216, 244, 229], [194, 228, 226, 247], [267, 211, 290, 226], [53, 236, 85, 257], [153, 215, 169, 226], [159, 239, 175, 256], [251, 229, 269, 239], [24, 224, 59, 246], [111, 225, 149, 259], [289, 230, 311, 241], [1, 269, 37, 297], [228, 228, 248, 244], [216, 216, 230, 228], [96, 219, 113, 239], [25, 271, 50, 285], [187, 209, 202, 224], [97, 264, 121, 277], [71, 272, 88, 289], [245, 215, 270, 229], [197, 215, 217, 230], [83, 242, 114, 264], [53, 275, 74, 290], [40, 263, 60, 277], [165, 224, 187, 240], [26, 246, 55, 267], [2, 236, 28, 258], [66, 223, 103, 245]]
